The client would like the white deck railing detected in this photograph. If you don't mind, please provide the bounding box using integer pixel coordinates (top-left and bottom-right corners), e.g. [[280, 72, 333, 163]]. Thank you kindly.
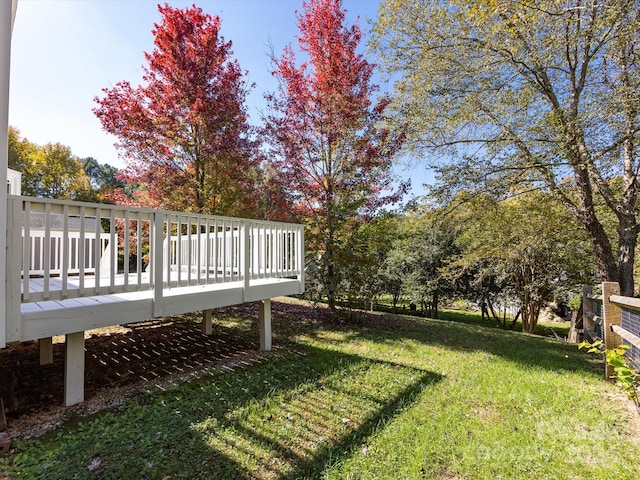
[[6, 196, 305, 306]]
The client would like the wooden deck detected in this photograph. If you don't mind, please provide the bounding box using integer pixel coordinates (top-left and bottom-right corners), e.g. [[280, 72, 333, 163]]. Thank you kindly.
[[3, 196, 305, 406], [19, 276, 300, 341]]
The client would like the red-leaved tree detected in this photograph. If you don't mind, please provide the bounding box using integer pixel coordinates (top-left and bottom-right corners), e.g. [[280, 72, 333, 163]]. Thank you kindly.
[[264, 0, 407, 308], [94, 3, 258, 216]]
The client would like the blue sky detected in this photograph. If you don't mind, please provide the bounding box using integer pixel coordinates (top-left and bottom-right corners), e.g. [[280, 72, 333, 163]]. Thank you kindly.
[[9, 0, 430, 198]]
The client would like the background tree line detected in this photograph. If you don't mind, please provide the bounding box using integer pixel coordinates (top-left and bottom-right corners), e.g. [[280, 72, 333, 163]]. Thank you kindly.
[[317, 190, 594, 334], [8, 126, 123, 202]]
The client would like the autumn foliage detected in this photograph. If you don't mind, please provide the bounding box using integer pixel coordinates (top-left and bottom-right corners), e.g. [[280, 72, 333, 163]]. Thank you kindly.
[[264, 0, 406, 307], [94, 3, 259, 216]]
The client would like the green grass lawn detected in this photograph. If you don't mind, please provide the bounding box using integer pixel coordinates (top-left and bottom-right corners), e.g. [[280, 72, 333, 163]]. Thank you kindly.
[[1, 300, 638, 479]]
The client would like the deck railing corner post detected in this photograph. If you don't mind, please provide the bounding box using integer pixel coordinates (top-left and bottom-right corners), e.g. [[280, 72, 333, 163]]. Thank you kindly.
[[4, 197, 22, 345], [298, 225, 305, 294]]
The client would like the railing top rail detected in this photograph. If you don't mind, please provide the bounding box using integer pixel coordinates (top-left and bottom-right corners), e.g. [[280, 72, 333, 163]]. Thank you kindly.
[[8, 195, 304, 228], [586, 293, 603, 301], [609, 294, 640, 314]]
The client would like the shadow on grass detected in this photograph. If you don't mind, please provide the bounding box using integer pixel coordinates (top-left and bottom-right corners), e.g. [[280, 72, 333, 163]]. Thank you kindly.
[[262, 301, 602, 379], [4, 342, 441, 480]]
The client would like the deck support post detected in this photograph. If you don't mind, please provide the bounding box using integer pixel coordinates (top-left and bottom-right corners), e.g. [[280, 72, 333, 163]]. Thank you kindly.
[[64, 331, 85, 406], [39, 337, 53, 365], [202, 309, 213, 335], [259, 299, 272, 351]]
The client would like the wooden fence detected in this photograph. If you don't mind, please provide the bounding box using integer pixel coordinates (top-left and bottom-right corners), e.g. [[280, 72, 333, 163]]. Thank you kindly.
[[583, 282, 640, 378]]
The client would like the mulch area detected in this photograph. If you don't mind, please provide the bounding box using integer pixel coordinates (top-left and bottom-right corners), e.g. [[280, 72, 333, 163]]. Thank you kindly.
[[0, 311, 259, 424]]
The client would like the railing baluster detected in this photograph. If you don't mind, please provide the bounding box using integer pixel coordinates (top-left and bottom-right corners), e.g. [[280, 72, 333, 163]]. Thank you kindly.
[[235, 220, 241, 282], [43, 203, 51, 300], [242, 220, 250, 293], [166, 216, 172, 287], [264, 224, 269, 277], [283, 227, 288, 274], [94, 207, 101, 291], [257, 222, 263, 279], [62, 205, 69, 297], [79, 207, 85, 295], [222, 219, 227, 282], [213, 219, 218, 283], [269, 224, 274, 276], [287, 227, 291, 273], [110, 209, 116, 293], [205, 217, 210, 283], [136, 212, 142, 287], [187, 216, 192, 285], [177, 215, 182, 286], [124, 210, 130, 289], [247, 222, 252, 280], [23, 201, 31, 302], [195, 217, 200, 283], [153, 212, 164, 317]]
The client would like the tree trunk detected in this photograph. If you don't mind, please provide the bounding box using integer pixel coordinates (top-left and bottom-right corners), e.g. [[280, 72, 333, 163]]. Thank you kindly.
[[487, 300, 500, 328], [567, 302, 583, 344], [432, 291, 439, 319], [617, 213, 638, 297], [509, 309, 521, 330]]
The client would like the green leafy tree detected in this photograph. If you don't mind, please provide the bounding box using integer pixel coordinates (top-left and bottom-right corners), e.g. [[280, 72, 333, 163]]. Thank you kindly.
[[73, 157, 126, 204], [24, 143, 92, 199], [382, 211, 461, 318], [451, 191, 594, 333], [82, 157, 124, 192], [8, 128, 91, 200], [378, 244, 409, 313], [337, 213, 400, 312], [8, 126, 34, 176], [372, 0, 640, 295]]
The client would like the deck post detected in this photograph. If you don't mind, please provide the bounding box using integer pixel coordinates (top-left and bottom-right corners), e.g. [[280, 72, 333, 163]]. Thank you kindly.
[[259, 299, 272, 351], [64, 331, 85, 406], [202, 309, 213, 335], [39, 337, 53, 365]]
